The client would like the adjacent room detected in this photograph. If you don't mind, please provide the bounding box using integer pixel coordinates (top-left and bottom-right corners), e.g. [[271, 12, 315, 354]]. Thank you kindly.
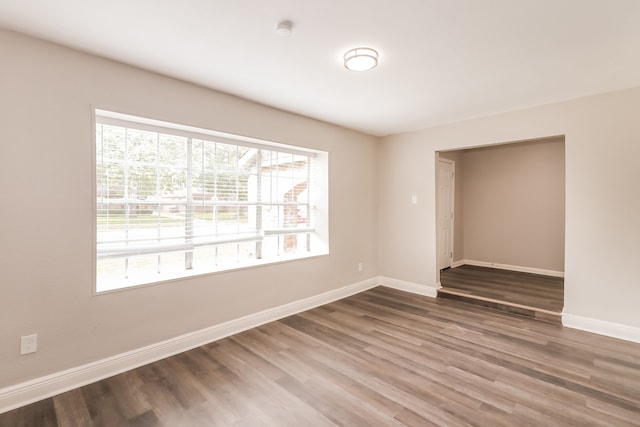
[[437, 137, 566, 322], [1, 1, 639, 425]]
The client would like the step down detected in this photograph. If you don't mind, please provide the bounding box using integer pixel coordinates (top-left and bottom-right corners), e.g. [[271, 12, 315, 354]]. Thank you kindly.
[[437, 288, 562, 325]]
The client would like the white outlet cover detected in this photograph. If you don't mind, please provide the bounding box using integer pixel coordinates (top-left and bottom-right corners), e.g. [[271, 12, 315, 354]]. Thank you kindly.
[[20, 334, 38, 355]]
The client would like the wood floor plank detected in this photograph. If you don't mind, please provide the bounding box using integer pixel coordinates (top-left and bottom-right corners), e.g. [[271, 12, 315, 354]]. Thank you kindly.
[[206, 338, 335, 426], [1, 286, 639, 426], [0, 398, 58, 427], [52, 389, 92, 427]]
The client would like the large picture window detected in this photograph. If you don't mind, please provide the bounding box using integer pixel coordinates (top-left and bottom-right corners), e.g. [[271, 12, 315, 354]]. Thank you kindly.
[[95, 110, 328, 292]]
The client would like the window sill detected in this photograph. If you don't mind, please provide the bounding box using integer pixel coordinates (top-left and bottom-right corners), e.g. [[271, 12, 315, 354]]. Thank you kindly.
[[94, 250, 329, 295]]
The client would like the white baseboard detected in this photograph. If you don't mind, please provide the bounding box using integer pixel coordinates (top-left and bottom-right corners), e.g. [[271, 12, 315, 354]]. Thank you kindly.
[[451, 260, 465, 268], [461, 259, 564, 278], [0, 277, 379, 415], [562, 313, 640, 344], [378, 276, 439, 298]]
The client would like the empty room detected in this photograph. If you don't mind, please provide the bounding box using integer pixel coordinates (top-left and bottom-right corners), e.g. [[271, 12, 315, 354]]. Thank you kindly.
[[1, 1, 639, 426]]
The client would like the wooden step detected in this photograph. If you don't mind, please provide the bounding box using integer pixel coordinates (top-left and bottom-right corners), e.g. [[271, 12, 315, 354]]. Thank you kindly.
[[437, 287, 562, 325]]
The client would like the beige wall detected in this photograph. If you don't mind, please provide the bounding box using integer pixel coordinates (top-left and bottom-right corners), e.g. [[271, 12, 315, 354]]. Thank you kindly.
[[0, 30, 379, 388], [460, 138, 565, 272], [379, 87, 640, 328]]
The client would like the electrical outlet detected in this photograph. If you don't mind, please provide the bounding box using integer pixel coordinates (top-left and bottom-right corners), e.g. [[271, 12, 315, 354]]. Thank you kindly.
[[20, 334, 37, 355], [358, 262, 363, 272]]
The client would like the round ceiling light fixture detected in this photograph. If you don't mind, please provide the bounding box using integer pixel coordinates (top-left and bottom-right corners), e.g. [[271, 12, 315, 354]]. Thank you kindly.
[[344, 47, 378, 71]]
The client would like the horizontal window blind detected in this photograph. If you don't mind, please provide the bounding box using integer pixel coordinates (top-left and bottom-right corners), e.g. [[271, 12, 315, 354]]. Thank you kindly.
[[95, 111, 325, 292]]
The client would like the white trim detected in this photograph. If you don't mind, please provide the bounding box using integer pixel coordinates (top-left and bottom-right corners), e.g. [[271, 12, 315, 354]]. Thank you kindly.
[[451, 260, 465, 268], [562, 313, 640, 344], [0, 278, 379, 415], [461, 259, 564, 278], [378, 276, 439, 298]]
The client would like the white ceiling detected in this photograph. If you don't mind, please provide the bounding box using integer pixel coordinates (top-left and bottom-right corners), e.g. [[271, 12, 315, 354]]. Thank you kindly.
[[1, 0, 639, 136]]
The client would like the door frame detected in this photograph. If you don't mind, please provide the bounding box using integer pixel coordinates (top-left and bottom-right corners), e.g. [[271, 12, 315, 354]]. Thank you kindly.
[[437, 157, 455, 271]]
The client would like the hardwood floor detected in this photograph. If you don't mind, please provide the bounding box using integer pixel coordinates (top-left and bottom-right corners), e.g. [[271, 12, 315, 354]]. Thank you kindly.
[[439, 265, 564, 322], [2, 286, 639, 426]]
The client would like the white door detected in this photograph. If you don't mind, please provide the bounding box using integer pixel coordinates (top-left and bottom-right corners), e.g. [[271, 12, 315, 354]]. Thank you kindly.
[[437, 159, 455, 270]]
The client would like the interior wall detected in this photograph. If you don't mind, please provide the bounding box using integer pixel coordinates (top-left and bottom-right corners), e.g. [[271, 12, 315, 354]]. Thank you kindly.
[[461, 138, 565, 272], [379, 86, 640, 329], [0, 30, 379, 388]]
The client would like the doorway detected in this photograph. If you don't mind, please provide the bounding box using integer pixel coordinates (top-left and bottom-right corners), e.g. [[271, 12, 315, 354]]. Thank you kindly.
[[436, 137, 565, 322]]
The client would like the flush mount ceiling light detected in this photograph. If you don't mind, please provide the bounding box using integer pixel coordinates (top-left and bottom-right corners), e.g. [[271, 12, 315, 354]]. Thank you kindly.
[[344, 47, 378, 71]]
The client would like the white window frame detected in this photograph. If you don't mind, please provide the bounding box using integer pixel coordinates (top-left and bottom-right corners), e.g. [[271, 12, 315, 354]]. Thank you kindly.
[[93, 109, 329, 293]]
